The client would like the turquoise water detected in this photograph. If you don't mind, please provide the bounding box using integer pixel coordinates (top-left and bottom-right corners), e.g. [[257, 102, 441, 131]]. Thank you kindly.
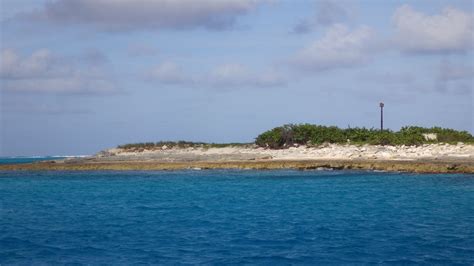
[[1, 170, 473, 264], [0, 156, 67, 165]]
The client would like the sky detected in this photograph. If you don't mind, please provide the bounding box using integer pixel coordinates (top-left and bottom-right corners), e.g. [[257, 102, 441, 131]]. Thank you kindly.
[[0, 0, 473, 156]]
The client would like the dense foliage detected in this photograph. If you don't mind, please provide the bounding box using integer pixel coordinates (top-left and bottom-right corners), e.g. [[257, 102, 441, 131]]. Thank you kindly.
[[255, 124, 474, 148], [117, 125, 473, 150]]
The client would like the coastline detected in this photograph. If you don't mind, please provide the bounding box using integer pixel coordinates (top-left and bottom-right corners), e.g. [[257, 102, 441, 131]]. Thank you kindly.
[[1, 144, 473, 173], [0, 159, 473, 174]]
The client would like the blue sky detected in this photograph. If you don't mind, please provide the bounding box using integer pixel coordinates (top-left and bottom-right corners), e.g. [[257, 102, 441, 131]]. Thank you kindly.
[[1, 0, 473, 156]]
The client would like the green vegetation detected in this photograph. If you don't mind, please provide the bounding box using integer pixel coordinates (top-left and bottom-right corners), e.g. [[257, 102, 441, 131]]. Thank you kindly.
[[255, 124, 474, 148], [117, 141, 252, 150], [117, 124, 473, 150]]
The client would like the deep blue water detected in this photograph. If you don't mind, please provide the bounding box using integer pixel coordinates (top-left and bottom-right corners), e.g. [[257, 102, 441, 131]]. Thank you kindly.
[[1, 170, 473, 264]]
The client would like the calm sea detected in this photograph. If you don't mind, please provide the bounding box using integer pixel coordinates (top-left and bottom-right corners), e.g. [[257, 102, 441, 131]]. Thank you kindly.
[[0, 156, 70, 165], [1, 168, 473, 264]]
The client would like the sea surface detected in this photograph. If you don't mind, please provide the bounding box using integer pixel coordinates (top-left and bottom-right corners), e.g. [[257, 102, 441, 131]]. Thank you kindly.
[[1, 168, 473, 264], [0, 156, 71, 165]]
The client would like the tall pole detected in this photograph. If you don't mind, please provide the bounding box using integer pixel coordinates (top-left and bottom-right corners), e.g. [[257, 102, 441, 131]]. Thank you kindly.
[[379, 102, 384, 131]]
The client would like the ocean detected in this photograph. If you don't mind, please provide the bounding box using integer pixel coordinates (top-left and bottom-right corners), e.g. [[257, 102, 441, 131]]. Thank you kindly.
[[1, 167, 473, 264], [0, 156, 76, 165]]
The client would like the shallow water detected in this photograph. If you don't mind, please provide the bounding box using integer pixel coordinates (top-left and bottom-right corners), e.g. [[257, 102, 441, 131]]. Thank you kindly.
[[1, 170, 473, 264]]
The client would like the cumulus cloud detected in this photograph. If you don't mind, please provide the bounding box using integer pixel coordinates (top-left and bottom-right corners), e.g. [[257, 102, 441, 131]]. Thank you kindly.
[[392, 5, 474, 54], [290, 24, 375, 71], [20, 0, 266, 31], [147, 62, 285, 88], [0, 48, 117, 94], [293, 0, 350, 34]]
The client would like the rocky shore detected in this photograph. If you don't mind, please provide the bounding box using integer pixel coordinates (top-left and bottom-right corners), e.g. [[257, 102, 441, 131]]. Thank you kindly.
[[1, 143, 473, 173], [94, 142, 473, 162]]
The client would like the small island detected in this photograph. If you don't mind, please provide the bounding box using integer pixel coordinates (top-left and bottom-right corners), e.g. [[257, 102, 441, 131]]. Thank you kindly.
[[2, 124, 473, 173]]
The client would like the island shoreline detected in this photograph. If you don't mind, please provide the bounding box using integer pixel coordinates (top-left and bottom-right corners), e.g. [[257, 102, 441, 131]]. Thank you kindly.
[[1, 158, 473, 174], [2, 144, 473, 174]]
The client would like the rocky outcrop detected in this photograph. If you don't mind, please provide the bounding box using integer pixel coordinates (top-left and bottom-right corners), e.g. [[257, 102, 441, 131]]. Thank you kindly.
[[1, 159, 473, 174], [94, 143, 473, 162]]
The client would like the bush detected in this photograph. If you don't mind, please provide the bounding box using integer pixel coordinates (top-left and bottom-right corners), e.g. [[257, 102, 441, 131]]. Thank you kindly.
[[254, 124, 474, 148], [117, 125, 474, 150], [428, 127, 473, 143], [255, 124, 294, 148], [256, 124, 346, 148], [344, 127, 376, 143], [368, 130, 398, 146]]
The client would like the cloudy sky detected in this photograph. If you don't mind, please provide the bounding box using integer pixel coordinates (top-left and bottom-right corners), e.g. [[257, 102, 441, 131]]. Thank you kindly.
[[1, 0, 473, 156]]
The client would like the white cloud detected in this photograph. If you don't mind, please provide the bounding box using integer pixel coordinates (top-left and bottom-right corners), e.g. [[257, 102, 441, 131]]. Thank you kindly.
[[147, 62, 285, 88], [1, 48, 66, 79], [293, 0, 350, 34], [392, 5, 473, 54], [291, 24, 375, 71], [0, 48, 117, 94], [22, 0, 267, 31]]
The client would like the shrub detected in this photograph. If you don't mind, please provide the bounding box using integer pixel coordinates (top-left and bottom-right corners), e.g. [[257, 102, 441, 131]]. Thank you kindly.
[[368, 130, 398, 145], [428, 127, 473, 143], [254, 124, 474, 148], [344, 127, 375, 143], [117, 124, 474, 150], [255, 124, 294, 148]]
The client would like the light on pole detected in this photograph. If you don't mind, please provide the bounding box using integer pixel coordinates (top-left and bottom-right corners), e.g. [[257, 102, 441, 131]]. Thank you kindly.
[[379, 102, 384, 131]]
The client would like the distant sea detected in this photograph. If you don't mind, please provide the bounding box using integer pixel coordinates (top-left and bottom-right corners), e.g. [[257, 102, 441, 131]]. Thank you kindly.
[[0, 156, 87, 165], [1, 170, 473, 264]]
